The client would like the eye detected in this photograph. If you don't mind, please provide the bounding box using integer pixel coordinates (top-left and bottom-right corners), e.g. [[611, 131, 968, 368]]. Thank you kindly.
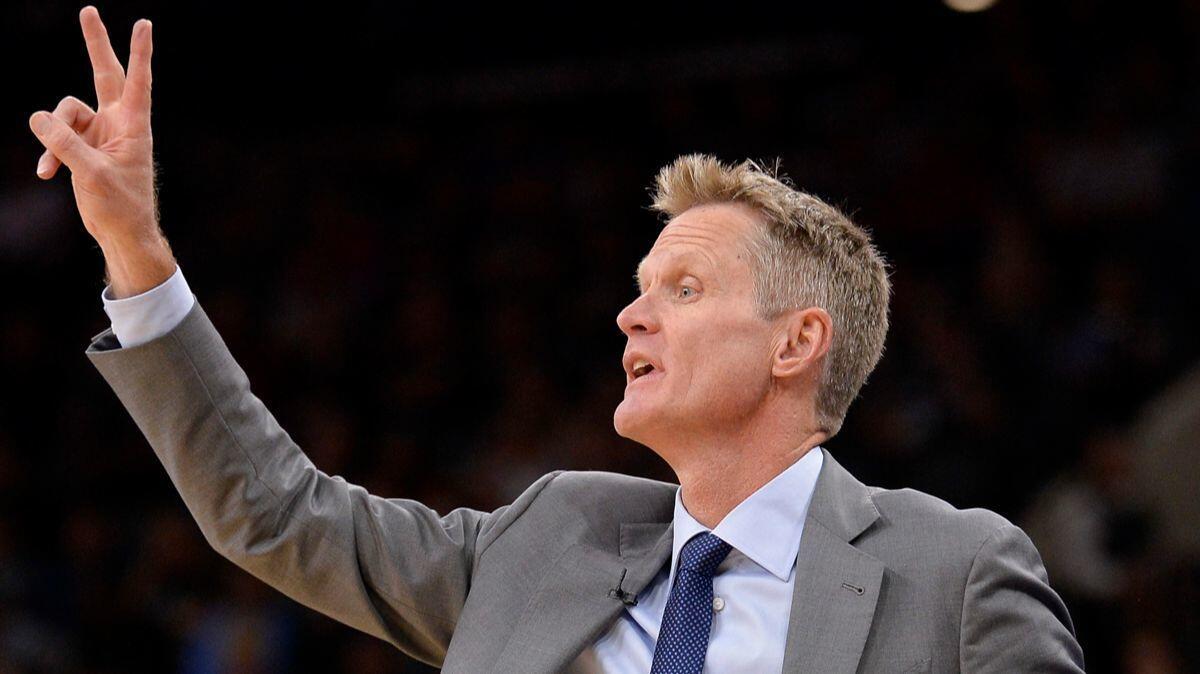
[[679, 286, 696, 299]]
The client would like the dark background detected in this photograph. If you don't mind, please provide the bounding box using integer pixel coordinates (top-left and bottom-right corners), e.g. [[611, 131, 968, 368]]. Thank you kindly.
[[3, 1, 1199, 672]]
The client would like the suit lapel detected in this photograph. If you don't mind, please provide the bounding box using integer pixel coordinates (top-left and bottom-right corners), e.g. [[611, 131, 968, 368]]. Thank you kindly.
[[490, 521, 672, 674], [782, 449, 885, 674]]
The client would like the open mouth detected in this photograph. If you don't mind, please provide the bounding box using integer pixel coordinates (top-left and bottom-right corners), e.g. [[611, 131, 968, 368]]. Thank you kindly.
[[628, 358, 663, 386]]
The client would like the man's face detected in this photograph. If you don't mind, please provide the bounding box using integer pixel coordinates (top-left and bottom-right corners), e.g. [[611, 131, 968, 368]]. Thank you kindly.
[[614, 202, 779, 449]]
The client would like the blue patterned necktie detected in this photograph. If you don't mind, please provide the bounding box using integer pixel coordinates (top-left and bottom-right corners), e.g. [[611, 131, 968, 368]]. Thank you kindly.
[[649, 532, 733, 674]]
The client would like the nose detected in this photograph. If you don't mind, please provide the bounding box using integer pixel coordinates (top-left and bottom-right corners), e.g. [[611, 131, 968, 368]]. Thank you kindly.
[[616, 292, 659, 336]]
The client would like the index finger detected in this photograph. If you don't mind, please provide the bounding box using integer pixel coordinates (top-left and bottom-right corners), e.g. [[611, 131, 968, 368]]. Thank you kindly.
[[80, 6, 126, 108]]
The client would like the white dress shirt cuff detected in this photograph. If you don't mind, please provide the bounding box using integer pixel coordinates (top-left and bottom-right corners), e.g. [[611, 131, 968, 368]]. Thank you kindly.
[[101, 263, 196, 348]]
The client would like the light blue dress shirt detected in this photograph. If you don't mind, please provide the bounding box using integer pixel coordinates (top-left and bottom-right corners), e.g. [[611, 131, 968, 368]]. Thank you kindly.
[[99, 265, 827, 673]]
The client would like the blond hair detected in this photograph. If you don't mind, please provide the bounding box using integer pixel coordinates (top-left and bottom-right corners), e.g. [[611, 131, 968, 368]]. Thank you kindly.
[[649, 153, 891, 438]]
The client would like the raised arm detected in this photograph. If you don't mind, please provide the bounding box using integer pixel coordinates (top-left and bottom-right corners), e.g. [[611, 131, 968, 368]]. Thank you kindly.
[[34, 7, 552, 665]]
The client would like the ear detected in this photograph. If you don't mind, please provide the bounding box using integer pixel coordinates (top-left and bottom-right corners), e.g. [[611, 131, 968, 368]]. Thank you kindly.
[[771, 306, 833, 381]]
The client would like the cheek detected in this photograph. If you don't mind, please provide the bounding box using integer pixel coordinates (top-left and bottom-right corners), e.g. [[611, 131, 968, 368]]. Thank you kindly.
[[677, 325, 769, 399]]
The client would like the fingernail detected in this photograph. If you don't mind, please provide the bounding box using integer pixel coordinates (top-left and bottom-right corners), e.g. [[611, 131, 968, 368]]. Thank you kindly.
[[30, 112, 50, 135], [36, 156, 51, 177]]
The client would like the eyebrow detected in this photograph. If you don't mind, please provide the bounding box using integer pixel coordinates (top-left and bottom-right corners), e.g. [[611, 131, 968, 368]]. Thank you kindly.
[[634, 252, 710, 293]]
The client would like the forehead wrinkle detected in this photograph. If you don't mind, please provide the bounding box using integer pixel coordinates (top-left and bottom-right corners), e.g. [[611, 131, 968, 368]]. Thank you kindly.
[[657, 224, 723, 247]]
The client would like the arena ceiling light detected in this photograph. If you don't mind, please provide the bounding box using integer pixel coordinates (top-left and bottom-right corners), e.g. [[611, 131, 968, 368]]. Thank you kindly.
[[944, 0, 999, 12]]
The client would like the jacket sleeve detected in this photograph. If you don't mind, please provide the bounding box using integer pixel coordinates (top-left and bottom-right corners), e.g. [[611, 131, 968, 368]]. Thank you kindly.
[[84, 296, 557, 667], [959, 521, 1087, 673]]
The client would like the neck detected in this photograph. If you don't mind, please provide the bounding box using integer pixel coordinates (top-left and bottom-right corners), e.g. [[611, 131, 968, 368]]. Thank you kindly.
[[670, 423, 827, 529]]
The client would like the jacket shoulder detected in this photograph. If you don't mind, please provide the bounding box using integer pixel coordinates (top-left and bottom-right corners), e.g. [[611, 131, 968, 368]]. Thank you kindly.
[[862, 484, 1018, 566], [541, 470, 677, 518], [870, 485, 1013, 534]]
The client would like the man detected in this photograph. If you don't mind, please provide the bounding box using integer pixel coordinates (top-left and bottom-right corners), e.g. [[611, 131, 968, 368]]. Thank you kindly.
[[30, 7, 1085, 673]]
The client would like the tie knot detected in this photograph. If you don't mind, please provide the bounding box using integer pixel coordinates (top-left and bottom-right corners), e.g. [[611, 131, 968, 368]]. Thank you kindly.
[[677, 532, 732, 578]]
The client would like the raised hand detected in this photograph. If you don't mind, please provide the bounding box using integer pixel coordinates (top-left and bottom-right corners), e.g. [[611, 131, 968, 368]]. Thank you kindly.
[[30, 6, 175, 298]]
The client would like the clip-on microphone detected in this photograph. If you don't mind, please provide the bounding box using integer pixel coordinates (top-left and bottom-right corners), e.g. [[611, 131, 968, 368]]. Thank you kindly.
[[608, 568, 639, 606]]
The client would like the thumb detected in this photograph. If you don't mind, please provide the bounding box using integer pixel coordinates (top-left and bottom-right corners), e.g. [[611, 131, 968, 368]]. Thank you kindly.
[[29, 111, 98, 175]]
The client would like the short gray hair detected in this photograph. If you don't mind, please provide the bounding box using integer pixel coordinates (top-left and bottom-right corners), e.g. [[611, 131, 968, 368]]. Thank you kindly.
[[649, 153, 892, 438]]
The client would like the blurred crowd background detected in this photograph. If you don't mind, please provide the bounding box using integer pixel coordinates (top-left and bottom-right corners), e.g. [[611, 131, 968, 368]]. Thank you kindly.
[[3, 1, 1199, 672]]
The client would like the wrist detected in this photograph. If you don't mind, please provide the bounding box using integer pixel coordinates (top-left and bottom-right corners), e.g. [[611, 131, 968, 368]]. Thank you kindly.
[[100, 232, 178, 299]]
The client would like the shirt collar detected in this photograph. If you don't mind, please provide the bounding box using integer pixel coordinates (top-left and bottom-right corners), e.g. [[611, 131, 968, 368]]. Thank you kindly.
[[668, 446, 825, 584]]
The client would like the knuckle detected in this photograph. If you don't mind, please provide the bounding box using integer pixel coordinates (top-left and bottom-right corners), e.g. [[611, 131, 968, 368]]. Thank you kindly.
[[54, 96, 92, 122]]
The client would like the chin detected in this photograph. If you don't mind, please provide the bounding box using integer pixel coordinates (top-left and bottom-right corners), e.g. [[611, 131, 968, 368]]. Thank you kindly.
[[613, 398, 673, 449], [612, 402, 636, 439], [613, 399, 651, 441]]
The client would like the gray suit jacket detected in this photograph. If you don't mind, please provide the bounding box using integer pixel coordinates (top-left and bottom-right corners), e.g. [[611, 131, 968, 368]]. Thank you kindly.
[[85, 297, 1085, 673]]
